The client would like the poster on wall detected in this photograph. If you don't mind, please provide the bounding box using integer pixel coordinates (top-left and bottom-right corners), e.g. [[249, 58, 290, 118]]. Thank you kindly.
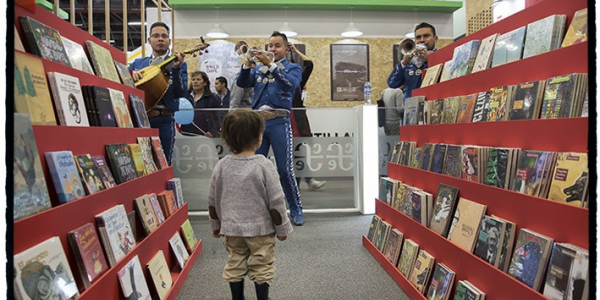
[[330, 44, 369, 101], [198, 41, 241, 94]]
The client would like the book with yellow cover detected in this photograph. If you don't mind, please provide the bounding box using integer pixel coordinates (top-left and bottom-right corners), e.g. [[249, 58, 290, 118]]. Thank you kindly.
[[409, 249, 436, 294], [447, 197, 487, 253], [146, 250, 173, 300], [14, 51, 57, 125], [128, 143, 147, 177], [561, 8, 588, 47], [421, 63, 443, 88], [547, 152, 588, 207]]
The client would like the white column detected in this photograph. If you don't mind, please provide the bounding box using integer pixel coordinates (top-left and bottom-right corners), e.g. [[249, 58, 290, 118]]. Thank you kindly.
[[353, 104, 379, 215]]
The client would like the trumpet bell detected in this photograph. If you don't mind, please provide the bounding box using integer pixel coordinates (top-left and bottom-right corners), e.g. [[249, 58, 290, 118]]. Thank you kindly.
[[399, 38, 416, 56], [235, 40, 249, 57]]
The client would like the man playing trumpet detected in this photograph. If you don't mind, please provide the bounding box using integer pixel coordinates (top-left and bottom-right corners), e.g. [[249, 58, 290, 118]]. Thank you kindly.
[[387, 22, 438, 98], [236, 31, 305, 226]]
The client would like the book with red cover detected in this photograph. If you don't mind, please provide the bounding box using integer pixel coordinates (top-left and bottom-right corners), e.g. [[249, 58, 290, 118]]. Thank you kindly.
[[67, 222, 109, 289], [157, 190, 178, 218]]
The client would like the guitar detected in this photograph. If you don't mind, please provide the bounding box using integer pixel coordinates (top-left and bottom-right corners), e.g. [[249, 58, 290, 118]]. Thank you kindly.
[[134, 37, 210, 112]]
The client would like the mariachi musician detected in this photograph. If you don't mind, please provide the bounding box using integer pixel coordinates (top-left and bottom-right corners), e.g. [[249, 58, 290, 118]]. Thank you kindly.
[[129, 21, 188, 166]]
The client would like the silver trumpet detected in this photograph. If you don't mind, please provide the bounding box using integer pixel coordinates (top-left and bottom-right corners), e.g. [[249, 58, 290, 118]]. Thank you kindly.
[[235, 40, 274, 63], [399, 38, 427, 57]]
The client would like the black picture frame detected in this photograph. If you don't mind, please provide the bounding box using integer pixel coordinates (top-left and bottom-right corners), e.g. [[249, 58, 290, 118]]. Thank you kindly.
[[330, 44, 369, 101]]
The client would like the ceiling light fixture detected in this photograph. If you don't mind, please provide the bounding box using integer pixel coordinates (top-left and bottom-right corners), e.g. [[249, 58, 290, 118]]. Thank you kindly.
[[405, 8, 419, 39], [341, 6, 363, 37], [279, 6, 298, 37], [206, 5, 229, 38]]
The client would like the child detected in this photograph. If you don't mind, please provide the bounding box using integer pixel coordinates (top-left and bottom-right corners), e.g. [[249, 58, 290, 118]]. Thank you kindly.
[[208, 109, 293, 300]]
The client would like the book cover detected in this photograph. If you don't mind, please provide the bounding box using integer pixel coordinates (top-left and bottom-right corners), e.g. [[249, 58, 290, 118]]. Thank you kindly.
[[484, 147, 514, 189], [492, 26, 527, 67], [13, 113, 52, 220], [540, 74, 577, 119], [508, 228, 554, 291], [117, 255, 152, 300], [134, 194, 159, 235], [169, 232, 191, 269], [108, 88, 134, 128], [61, 36, 95, 75], [382, 228, 404, 266], [473, 215, 504, 265], [512, 150, 548, 196], [471, 91, 491, 122], [92, 155, 117, 189], [548, 152, 588, 207], [492, 215, 517, 272], [96, 204, 136, 266], [158, 189, 179, 218], [421, 143, 434, 171], [429, 99, 445, 125], [148, 193, 166, 224], [430, 144, 447, 174], [45, 150, 86, 204], [151, 136, 169, 169], [393, 183, 408, 212], [398, 239, 419, 278], [561, 8, 588, 47], [472, 33, 498, 73], [409, 249, 435, 294], [14, 237, 79, 300], [426, 263, 455, 300], [461, 146, 481, 183], [67, 222, 109, 289], [508, 80, 545, 120], [443, 145, 462, 178], [19, 16, 72, 67], [453, 280, 481, 300], [13, 52, 57, 125], [130, 94, 151, 128], [374, 220, 391, 251], [128, 143, 147, 178], [439, 60, 453, 83], [105, 143, 138, 184], [47, 72, 90, 126], [367, 215, 381, 242], [180, 219, 199, 253], [440, 97, 459, 124], [85, 40, 121, 83], [543, 243, 589, 300], [127, 210, 138, 243], [137, 137, 159, 175], [449, 40, 481, 79], [87, 85, 118, 127], [404, 96, 423, 126], [15, 24, 25, 51], [447, 197, 487, 252], [146, 250, 173, 300], [167, 177, 185, 208], [75, 153, 105, 195], [421, 63, 443, 87], [523, 14, 566, 59], [410, 190, 426, 225], [409, 147, 424, 169], [429, 183, 459, 237], [114, 61, 136, 87], [455, 93, 477, 123], [486, 85, 512, 122]]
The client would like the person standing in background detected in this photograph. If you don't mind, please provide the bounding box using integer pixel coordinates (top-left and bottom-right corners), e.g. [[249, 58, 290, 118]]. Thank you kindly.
[[230, 70, 254, 109], [387, 22, 438, 98], [236, 31, 305, 226], [214, 76, 231, 130], [288, 43, 326, 191], [180, 71, 221, 137], [381, 87, 405, 136], [129, 22, 188, 165]]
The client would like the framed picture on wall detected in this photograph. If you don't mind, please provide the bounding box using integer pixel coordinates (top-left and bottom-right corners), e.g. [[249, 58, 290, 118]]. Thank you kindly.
[[330, 44, 369, 101], [392, 44, 404, 67]]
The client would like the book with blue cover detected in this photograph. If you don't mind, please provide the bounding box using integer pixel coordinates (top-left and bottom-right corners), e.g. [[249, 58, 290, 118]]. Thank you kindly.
[[492, 26, 527, 67], [45, 150, 86, 204], [448, 40, 481, 79]]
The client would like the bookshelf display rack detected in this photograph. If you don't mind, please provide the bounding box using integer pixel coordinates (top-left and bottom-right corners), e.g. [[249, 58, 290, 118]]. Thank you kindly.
[[14, 4, 201, 300], [362, 0, 589, 299]]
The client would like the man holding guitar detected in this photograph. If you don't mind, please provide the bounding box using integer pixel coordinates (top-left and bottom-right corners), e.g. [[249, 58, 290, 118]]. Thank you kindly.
[[129, 21, 188, 165]]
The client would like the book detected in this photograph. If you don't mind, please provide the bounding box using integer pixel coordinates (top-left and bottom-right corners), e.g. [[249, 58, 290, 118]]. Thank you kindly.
[[92, 155, 117, 189], [105, 143, 138, 184], [461, 145, 484, 183], [158, 189, 179, 218], [379, 176, 396, 205], [367, 215, 382, 242], [453, 280, 484, 300], [14, 237, 80, 300], [540, 73, 579, 119], [421, 63, 443, 87], [373, 220, 392, 251], [398, 238, 419, 277], [148, 193, 166, 225], [426, 263, 455, 300], [447, 197, 487, 252], [561, 8, 588, 47], [85, 40, 121, 83], [511, 150, 549, 196], [484, 147, 517, 189], [134, 194, 159, 235], [382, 228, 404, 266], [13, 114, 52, 220], [507, 228, 554, 291], [439, 60, 453, 83], [117, 255, 152, 300], [130, 94, 151, 128], [471, 91, 491, 122], [404, 96, 425, 126], [61, 36, 95, 75], [543, 243, 589, 300], [491, 215, 517, 272], [462, 281, 486, 300], [95, 204, 136, 266], [151, 136, 169, 169], [430, 144, 447, 174], [75, 153, 105, 195], [18, 16, 72, 67], [15, 24, 25, 51], [471, 33, 498, 73], [128, 143, 147, 177], [440, 97, 459, 124], [167, 177, 185, 208], [547, 152, 588, 207], [486, 85, 513, 122], [146, 250, 173, 300], [127, 210, 138, 242], [522, 14, 567, 59], [13, 52, 57, 125], [86, 85, 118, 127], [137, 137, 159, 175], [443, 144, 462, 178], [508, 80, 546, 120], [180, 219, 199, 253], [409, 249, 435, 294], [455, 93, 477, 123], [108, 88, 134, 128], [429, 99, 445, 125], [45, 150, 86, 204], [421, 143, 434, 171], [473, 215, 504, 265], [491, 26, 526, 67], [169, 232, 190, 269], [114, 61, 136, 87], [46, 72, 90, 126], [429, 183, 459, 237], [67, 222, 109, 289], [448, 40, 481, 79]]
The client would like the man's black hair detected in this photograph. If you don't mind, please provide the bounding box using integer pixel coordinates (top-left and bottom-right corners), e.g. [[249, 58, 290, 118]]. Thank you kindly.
[[415, 22, 436, 36], [150, 21, 170, 34], [216, 76, 228, 88], [270, 31, 289, 46]]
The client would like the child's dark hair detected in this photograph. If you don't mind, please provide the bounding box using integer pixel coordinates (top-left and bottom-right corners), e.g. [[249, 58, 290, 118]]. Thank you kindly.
[[221, 110, 265, 154]]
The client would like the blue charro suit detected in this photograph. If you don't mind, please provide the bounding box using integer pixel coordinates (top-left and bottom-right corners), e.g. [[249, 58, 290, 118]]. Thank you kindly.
[[237, 59, 304, 218]]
